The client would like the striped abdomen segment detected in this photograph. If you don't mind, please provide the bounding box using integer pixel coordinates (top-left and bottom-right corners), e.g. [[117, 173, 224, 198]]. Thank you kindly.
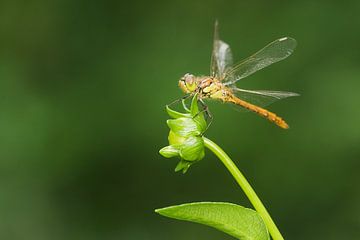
[[227, 96, 289, 129]]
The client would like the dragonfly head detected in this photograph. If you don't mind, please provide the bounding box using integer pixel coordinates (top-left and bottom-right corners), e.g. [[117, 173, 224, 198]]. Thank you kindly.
[[179, 73, 197, 93]]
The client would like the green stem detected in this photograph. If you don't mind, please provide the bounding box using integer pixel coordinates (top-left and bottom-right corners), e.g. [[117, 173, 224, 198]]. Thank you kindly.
[[203, 137, 284, 240]]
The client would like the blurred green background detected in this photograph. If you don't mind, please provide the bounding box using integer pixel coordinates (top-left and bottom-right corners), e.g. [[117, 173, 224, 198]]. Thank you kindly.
[[0, 0, 359, 239]]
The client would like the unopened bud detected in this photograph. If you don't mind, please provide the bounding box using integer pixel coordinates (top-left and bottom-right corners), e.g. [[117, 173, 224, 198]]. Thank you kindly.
[[159, 94, 207, 173]]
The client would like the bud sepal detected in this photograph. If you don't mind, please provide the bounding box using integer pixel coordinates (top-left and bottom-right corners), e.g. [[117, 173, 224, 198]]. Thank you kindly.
[[159, 94, 207, 173]]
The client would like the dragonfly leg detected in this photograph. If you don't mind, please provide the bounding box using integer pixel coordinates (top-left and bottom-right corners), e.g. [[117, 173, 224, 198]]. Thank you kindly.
[[194, 99, 213, 133], [198, 99, 212, 120], [167, 94, 192, 111]]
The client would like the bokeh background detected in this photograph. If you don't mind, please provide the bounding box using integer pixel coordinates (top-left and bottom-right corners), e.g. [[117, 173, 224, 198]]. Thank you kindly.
[[0, 0, 359, 239]]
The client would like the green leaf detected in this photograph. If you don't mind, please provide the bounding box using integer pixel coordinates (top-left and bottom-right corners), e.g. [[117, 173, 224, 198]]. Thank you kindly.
[[155, 202, 269, 240], [166, 105, 190, 119], [190, 93, 200, 116], [181, 99, 191, 112], [189, 94, 207, 132], [174, 160, 191, 173]]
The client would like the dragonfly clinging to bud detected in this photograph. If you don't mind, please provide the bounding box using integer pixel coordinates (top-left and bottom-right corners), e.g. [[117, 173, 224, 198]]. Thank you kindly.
[[178, 21, 299, 129]]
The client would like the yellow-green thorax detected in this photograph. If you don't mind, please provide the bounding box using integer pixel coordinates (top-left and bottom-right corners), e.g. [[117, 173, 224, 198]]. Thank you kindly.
[[179, 73, 229, 100]]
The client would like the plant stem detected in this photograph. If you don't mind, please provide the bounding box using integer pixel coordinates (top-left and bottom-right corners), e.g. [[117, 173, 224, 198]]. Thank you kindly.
[[203, 137, 284, 240]]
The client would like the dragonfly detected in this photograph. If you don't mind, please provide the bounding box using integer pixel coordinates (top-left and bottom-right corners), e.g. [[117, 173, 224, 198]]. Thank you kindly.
[[178, 21, 299, 129]]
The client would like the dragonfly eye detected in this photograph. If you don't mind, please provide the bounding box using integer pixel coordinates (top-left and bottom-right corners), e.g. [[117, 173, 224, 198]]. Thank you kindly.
[[179, 73, 196, 93], [184, 73, 194, 85]]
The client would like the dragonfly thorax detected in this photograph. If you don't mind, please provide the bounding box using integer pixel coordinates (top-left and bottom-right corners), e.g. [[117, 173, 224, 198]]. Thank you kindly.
[[179, 73, 227, 100]]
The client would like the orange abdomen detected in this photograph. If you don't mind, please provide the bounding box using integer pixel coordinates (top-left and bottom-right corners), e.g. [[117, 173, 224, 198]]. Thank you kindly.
[[228, 96, 289, 129]]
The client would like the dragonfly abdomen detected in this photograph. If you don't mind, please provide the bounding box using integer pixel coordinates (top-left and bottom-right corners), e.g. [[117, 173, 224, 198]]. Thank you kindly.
[[227, 96, 289, 129]]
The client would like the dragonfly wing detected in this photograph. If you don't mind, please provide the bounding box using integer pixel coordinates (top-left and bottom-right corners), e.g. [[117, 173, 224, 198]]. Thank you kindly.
[[210, 21, 234, 80], [224, 37, 297, 85], [232, 87, 299, 108]]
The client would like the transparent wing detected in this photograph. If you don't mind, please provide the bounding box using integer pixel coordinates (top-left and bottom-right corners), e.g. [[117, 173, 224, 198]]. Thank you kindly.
[[224, 37, 297, 85], [232, 87, 299, 108], [210, 21, 234, 81]]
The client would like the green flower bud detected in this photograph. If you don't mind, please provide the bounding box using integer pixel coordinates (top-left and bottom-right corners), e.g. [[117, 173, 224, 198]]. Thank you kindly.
[[178, 136, 205, 161], [168, 130, 186, 145], [159, 94, 207, 173], [167, 118, 201, 138]]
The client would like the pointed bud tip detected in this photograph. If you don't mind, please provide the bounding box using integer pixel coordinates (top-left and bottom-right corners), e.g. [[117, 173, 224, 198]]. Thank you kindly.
[[159, 146, 179, 158]]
